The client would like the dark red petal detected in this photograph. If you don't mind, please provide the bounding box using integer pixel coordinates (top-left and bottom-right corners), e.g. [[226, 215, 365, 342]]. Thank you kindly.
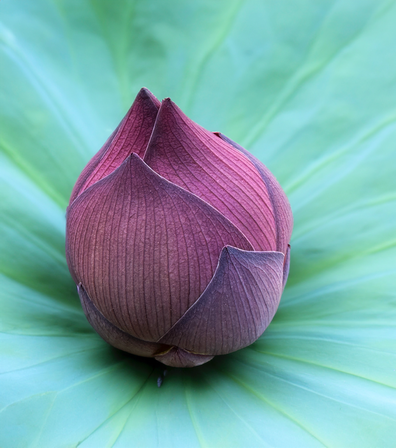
[[66, 155, 252, 342], [215, 132, 293, 255], [69, 88, 160, 204], [77, 283, 168, 357], [143, 99, 277, 251], [158, 247, 284, 355], [154, 347, 214, 368]]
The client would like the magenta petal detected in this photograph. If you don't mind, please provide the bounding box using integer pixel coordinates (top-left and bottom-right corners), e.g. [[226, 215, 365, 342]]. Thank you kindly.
[[215, 132, 293, 255], [66, 155, 252, 342], [144, 99, 277, 251], [77, 283, 168, 357], [69, 88, 160, 204], [159, 247, 284, 355]]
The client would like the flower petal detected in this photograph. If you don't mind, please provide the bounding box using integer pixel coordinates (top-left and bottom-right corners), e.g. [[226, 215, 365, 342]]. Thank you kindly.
[[66, 154, 252, 342], [77, 283, 168, 357], [159, 247, 284, 355], [283, 244, 291, 289], [69, 88, 160, 204], [215, 132, 293, 255], [154, 347, 214, 368], [144, 99, 277, 251]]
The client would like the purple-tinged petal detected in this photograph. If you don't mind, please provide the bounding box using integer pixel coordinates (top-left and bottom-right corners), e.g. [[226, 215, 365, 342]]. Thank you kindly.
[[69, 88, 160, 204], [143, 99, 277, 251], [215, 132, 293, 255], [66, 154, 252, 342], [159, 247, 284, 355], [283, 244, 291, 289], [78, 283, 168, 357], [154, 347, 214, 368]]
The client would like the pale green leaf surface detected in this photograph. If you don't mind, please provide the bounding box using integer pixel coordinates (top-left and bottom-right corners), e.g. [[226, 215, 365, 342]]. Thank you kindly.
[[1, 0, 395, 447]]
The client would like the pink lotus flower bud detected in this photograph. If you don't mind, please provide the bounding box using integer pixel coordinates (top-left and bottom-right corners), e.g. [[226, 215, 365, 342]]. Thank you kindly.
[[66, 88, 293, 368]]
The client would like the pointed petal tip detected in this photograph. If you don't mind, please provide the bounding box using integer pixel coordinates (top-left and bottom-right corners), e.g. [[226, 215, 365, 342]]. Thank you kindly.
[[129, 152, 142, 161], [128, 152, 150, 170], [222, 245, 243, 259], [127, 152, 153, 176], [224, 244, 243, 255], [159, 97, 181, 113], [117, 152, 147, 178], [159, 97, 174, 111], [137, 87, 161, 108], [69, 87, 161, 202]]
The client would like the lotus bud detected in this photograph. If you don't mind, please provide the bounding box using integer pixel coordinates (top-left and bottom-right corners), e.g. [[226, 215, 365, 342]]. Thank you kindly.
[[66, 88, 293, 368]]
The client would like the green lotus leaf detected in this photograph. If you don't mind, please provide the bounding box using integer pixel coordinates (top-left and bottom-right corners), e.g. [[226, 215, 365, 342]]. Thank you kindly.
[[1, 0, 395, 447]]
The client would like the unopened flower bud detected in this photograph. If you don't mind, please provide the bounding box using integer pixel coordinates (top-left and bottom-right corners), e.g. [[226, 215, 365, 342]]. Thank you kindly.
[[66, 88, 293, 368]]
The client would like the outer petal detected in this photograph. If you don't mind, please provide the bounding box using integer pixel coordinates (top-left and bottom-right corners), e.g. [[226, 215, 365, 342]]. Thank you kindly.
[[143, 99, 277, 251], [77, 283, 168, 357], [79, 283, 214, 368], [283, 244, 291, 289], [215, 132, 293, 255], [66, 154, 252, 342], [69, 88, 160, 204], [159, 247, 284, 355], [154, 347, 214, 368]]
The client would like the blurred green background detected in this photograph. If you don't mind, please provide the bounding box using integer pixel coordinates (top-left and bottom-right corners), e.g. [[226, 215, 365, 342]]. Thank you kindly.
[[1, 1, 396, 447]]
